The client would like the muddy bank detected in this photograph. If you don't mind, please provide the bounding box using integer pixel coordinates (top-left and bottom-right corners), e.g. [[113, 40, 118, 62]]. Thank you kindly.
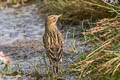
[[0, 39, 90, 80]]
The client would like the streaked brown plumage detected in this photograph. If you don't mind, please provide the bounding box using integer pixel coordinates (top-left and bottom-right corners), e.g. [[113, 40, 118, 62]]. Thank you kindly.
[[43, 15, 63, 74]]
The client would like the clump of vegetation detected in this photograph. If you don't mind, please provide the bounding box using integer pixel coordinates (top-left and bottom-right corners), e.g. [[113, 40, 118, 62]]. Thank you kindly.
[[0, 0, 34, 9], [70, 7, 120, 80], [0, 0, 30, 5], [71, 16, 120, 79], [7, 0, 26, 5], [39, 0, 119, 21]]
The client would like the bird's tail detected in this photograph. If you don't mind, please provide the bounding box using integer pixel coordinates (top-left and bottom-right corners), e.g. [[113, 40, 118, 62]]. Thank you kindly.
[[53, 65, 59, 74]]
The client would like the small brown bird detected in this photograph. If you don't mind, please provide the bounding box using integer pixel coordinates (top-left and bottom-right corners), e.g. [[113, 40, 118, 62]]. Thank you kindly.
[[43, 14, 63, 74]]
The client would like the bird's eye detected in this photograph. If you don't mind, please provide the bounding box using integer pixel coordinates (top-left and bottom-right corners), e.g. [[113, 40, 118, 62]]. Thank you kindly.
[[53, 17, 56, 22], [53, 17, 56, 19]]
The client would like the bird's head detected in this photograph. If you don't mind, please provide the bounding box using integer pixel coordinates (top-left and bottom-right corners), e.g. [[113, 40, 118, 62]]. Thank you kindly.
[[47, 14, 62, 24]]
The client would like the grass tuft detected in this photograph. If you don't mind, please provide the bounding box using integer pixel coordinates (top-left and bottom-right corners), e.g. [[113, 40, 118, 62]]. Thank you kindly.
[[71, 14, 120, 80]]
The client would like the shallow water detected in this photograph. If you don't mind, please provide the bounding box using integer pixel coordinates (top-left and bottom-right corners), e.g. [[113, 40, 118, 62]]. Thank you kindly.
[[0, 4, 44, 45], [0, 3, 91, 80]]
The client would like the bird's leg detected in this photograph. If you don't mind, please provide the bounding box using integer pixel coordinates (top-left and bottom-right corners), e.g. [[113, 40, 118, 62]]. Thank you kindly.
[[49, 60, 53, 72], [47, 60, 50, 72], [59, 64, 63, 75], [59, 58, 63, 73]]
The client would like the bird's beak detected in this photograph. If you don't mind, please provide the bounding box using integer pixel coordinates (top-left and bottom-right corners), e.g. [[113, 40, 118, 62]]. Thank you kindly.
[[57, 14, 62, 18]]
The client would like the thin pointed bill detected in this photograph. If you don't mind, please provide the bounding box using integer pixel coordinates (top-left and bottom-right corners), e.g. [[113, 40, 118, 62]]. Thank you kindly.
[[57, 14, 62, 18]]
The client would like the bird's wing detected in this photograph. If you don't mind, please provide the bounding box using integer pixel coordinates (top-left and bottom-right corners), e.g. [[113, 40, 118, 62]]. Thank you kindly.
[[43, 31, 63, 63], [46, 44, 63, 62]]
